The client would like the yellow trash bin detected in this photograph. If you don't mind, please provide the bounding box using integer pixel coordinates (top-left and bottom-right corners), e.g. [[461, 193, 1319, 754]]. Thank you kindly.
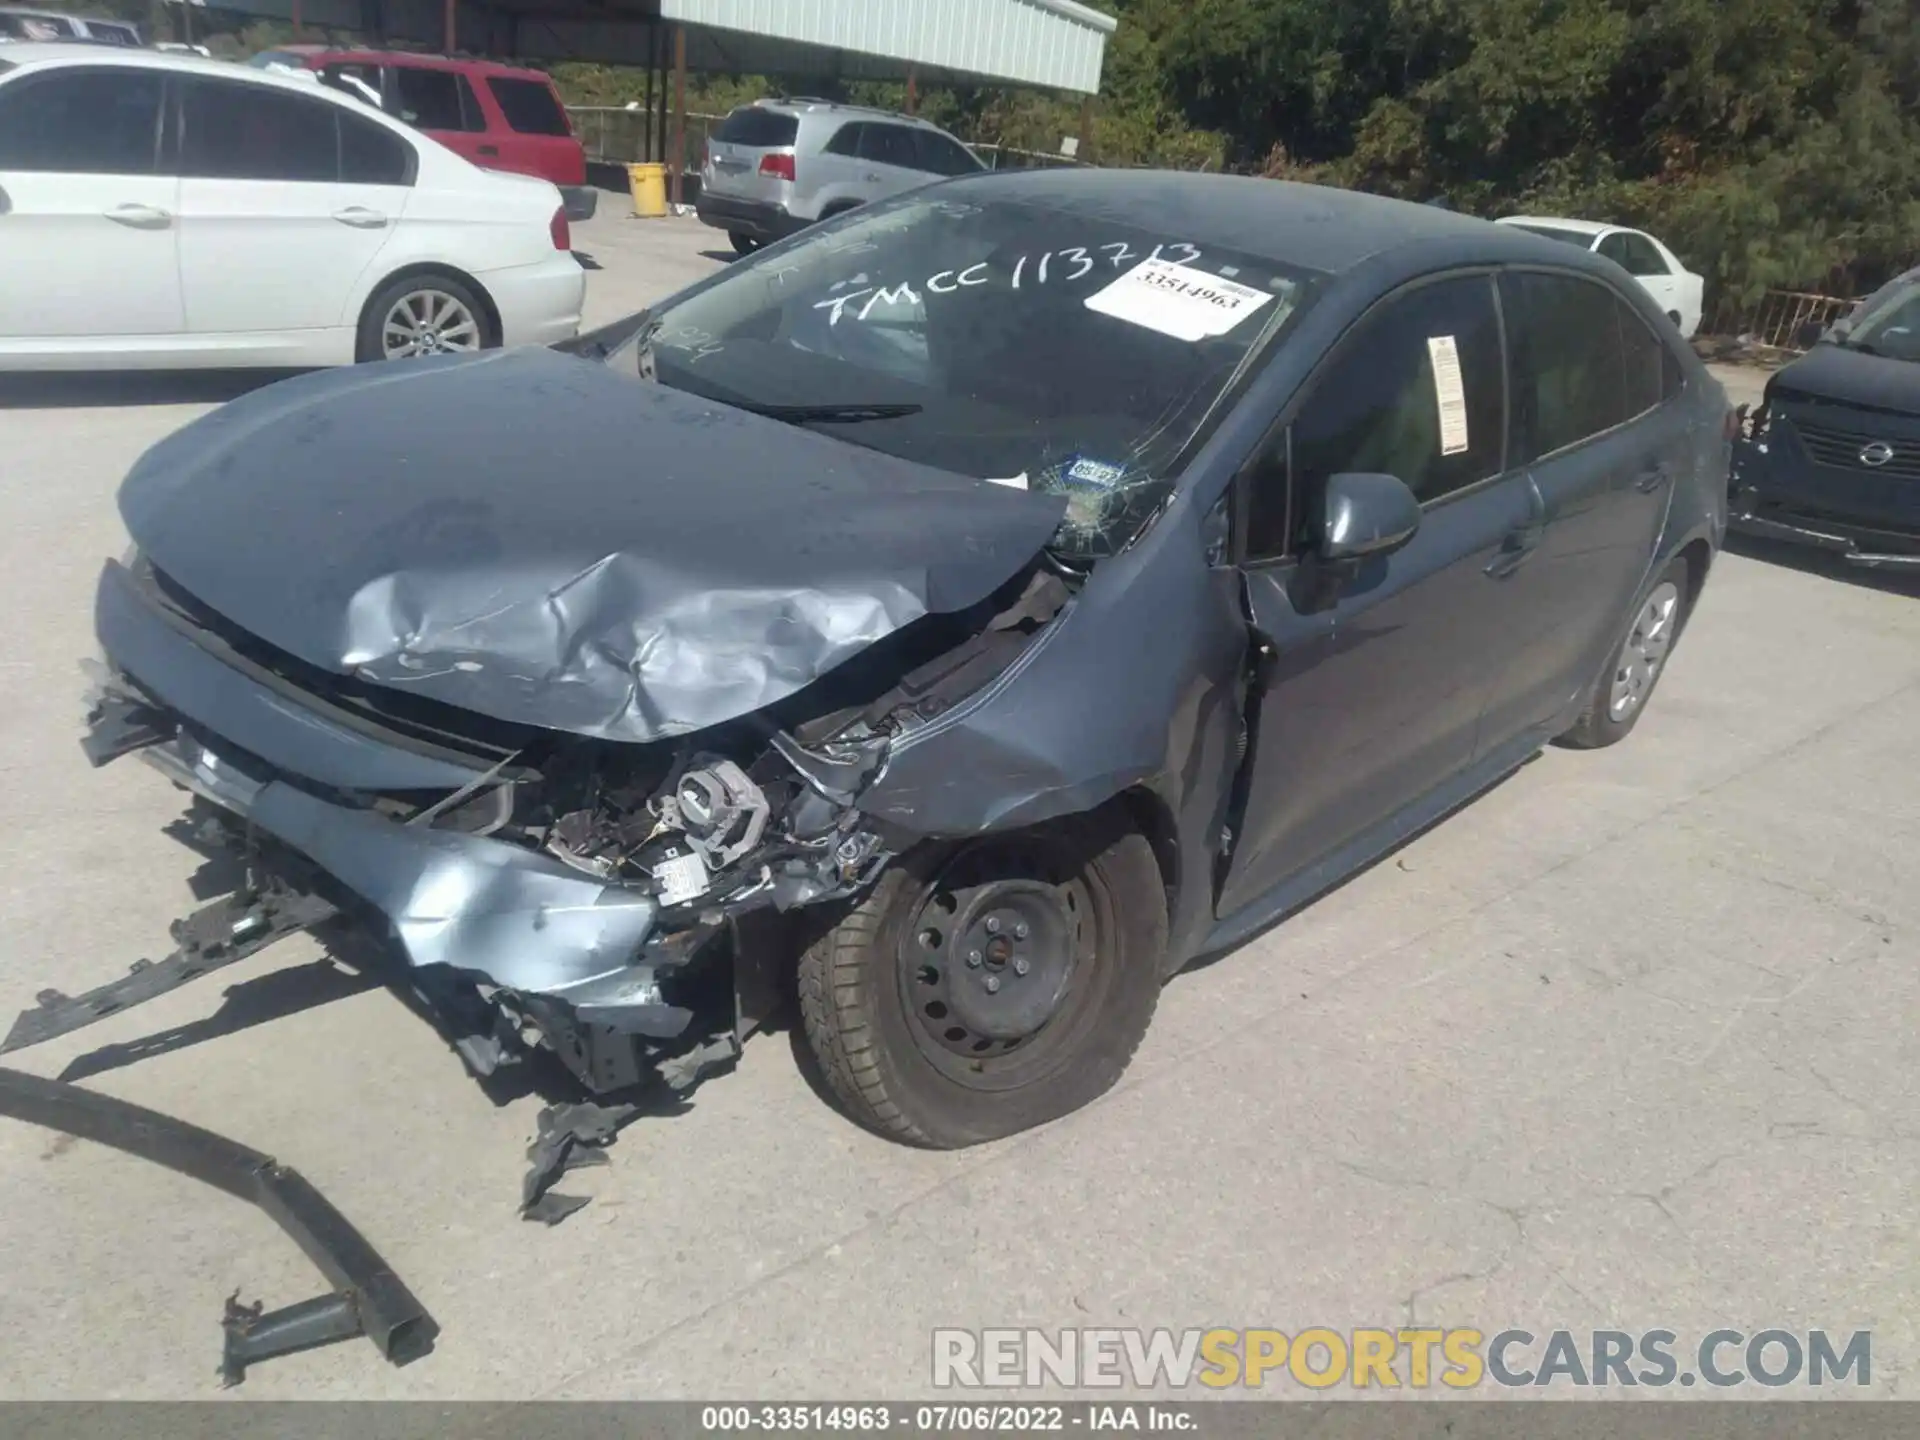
[[627, 162, 668, 218]]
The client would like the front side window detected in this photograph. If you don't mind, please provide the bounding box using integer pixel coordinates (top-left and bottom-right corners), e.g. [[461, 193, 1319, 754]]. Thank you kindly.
[[1501, 271, 1635, 462], [1250, 274, 1504, 557], [179, 77, 339, 182], [0, 67, 162, 174], [621, 193, 1314, 559], [390, 66, 480, 132], [487, 76, 569, 136], [318, 62, 384, 110]]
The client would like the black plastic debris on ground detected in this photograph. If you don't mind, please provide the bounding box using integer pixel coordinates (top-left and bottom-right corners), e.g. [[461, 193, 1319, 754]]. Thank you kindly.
[[520, 1030, 742, 1226]]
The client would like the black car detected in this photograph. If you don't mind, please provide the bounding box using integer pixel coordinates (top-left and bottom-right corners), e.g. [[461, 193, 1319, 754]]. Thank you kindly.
[[27, 172, 1729, 1165], [1731, 272, 1920, 570]]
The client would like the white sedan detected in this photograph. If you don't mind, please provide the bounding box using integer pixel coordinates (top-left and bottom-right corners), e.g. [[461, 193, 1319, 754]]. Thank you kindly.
[[0, 44, 583, 369], [1495, 216, 1705, 338]]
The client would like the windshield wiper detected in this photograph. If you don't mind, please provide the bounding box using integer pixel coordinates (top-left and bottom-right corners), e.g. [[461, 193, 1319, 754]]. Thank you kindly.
[[731, 401, 924, 424]]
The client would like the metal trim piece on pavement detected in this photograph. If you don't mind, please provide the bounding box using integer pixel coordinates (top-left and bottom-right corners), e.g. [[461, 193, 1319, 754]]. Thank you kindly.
[[0, 1066, 438, 1385]]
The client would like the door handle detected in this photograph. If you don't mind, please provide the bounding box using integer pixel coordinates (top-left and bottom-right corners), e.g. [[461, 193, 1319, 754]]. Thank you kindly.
[[863, 172, 882, 182], [332, 207, 389, 229], [477, 144, 499, 156], [104, 203, 171, 230], [1634, 464, 1670, 493], [1484, 525, 1543, 579]]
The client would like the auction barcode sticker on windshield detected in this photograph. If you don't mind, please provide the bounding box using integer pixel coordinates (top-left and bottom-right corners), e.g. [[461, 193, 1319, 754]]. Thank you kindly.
[[1086, 258, 1273, 342], [1427, 334, 1470, 455]]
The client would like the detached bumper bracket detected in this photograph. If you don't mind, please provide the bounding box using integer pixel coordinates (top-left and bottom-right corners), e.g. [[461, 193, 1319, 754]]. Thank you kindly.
[[0, 1065, 438, 1385], [1, 881, 336, 1057]]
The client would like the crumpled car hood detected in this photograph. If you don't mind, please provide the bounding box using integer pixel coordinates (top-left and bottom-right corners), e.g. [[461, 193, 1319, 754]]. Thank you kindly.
[[1770, 341, 1920, 417], [118, 347, 1067, 743]]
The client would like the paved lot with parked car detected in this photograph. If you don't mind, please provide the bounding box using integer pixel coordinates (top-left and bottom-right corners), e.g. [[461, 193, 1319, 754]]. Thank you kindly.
[[0, 208, 1914, 1400]]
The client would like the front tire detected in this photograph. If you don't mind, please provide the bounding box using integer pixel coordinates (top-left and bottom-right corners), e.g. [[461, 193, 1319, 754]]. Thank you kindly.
[[1556, 556, 1692, 750], [798, 811, 1167, 1148], [728, 231, 759, 257], [356, 273, 494, 363]]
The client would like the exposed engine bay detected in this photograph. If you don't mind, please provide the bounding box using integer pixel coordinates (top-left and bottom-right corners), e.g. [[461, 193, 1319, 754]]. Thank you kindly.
[[11, 557, 1075, 1224]]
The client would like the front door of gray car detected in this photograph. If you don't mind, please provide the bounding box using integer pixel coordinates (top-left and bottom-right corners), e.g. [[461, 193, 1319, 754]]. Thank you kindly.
[[1476, 270, 1683, 747], [1219, 273, 1541, 917]]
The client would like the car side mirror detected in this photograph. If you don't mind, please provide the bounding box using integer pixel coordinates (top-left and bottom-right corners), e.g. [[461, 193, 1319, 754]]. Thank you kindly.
[[1317, 471, 1422, 562]]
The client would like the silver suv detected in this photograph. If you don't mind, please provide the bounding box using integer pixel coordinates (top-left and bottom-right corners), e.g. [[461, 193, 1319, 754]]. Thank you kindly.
[[695, 98, 984, 254]]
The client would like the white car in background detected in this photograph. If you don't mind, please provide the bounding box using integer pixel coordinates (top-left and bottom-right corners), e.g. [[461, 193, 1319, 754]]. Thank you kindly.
[[0, 45, 583, 369], [1496, 216, 1705, 338]]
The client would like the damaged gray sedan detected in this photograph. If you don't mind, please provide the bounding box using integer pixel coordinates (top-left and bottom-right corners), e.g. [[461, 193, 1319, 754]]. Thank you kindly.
[[22, 171, 1729, 1177]]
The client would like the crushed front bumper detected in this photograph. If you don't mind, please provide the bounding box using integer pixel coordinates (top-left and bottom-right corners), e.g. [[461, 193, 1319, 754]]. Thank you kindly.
[[1730, 433, 1920, 571]]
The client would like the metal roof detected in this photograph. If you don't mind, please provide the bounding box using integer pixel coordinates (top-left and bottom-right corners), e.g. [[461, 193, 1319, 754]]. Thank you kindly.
[[657, 0, 1114, 93], [191, 0, 1117, 94]]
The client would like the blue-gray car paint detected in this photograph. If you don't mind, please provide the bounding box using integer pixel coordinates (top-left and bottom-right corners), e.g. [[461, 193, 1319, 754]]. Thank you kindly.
[[71, 173, 1728, 1035]]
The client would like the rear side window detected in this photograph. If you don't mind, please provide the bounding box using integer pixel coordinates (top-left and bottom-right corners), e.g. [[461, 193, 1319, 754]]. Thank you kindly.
[[912, 129, 980, 176], [1251, 274, 1504, 554], [487, 76, 569, 136], [714, 106, 797, 147], [1502, 272, 1648, 461], [0, 67, 162, 174], [86, 22, 141, 45], [339, 108, 413, 185], [390, 65, 482, 133], [178, 77, 339, 182], [822, 122, 865, 157], [858, 123, 922, 169], [1618, 305, 1671, 418]]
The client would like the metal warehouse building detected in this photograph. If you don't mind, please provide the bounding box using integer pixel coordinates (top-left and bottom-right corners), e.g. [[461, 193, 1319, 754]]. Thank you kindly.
[[223, 0, 1118, 94]]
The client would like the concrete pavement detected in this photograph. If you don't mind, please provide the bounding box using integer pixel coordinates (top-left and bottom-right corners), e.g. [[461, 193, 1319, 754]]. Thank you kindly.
[[0, 212, 1913, 1400]]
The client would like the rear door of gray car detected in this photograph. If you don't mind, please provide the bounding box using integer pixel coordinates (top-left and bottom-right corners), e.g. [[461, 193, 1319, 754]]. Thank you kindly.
[[1476, 269, 1691, 746]]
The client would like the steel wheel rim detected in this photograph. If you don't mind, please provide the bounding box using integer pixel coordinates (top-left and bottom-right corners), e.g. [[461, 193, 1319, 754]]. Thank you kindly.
[[895, 842, 1109, 1092], [1608, 580, 1680, 721], [382, 289, 481, 359]]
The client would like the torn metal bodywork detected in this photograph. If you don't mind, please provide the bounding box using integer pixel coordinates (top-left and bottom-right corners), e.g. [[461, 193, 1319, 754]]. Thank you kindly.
[[0, 1066, 436, 1384]]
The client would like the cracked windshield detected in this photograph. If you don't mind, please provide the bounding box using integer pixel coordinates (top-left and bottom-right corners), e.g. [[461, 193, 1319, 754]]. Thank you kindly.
[[629, 192, 1312, 557]]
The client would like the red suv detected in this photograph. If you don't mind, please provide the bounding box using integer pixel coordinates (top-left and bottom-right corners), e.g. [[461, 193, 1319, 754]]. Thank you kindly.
[[250, 47, 596, 220]]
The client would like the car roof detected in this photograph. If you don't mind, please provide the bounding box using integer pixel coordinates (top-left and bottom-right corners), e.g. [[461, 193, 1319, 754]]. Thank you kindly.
[[750, 97, 941, 130], [1497, 216, 1619, 236], [0, 42, 425, 108], [270, 46, 556, 80], [935, 169, 1588, 277]]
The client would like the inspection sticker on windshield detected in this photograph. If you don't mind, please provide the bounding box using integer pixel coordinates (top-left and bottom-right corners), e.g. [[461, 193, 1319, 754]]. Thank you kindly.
[[1427, 334, 1470, 455], [1085, 258, 1273, 342]]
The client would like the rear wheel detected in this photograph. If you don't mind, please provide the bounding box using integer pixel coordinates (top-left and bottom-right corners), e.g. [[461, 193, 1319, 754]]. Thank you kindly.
[[356, 273, 494, 363], [1556, 556, 1691, 750], [797, 811, 1166, 1148], [728, 231, 759, 257]]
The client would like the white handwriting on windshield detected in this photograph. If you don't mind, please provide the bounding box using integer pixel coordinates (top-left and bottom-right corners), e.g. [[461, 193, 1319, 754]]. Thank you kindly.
[[657, 323, 723, 363], [809, 240, 1205, 325]]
